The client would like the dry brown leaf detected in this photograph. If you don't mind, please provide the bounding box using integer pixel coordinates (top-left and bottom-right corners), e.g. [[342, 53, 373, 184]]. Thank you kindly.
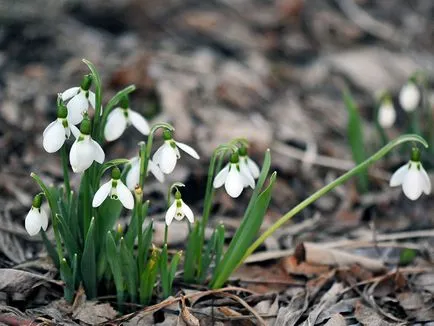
[[354, 301, 398, 326], [72, 301, 117, 325], [296, 242, 386, 273], [180, 296, 200, 326], [324, 313, 346, 326], [282, 255, 330, 277], [0, 269, 55, 298]]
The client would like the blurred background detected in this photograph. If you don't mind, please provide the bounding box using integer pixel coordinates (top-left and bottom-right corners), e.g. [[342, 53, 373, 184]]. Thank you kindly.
[[1, 0, 434, 263]]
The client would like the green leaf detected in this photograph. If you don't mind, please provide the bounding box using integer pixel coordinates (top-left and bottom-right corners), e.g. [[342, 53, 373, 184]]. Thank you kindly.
[[168, 251, 182, 294], [81, 217, 97, 299], [96, 198, 123, 248], [120, 238, 138, 302], [56, 214, 80, 259], [399, 248, 417, 265], [125, 201, 149, 250], [343, 89, 369, 193], [82, 59, 103, 140], [60, 258, 74, 302], [106, 232, 124, 304], [138, 219, 153, 277], [41, 230, 59, 268], [211, 172, 276, 289], [140, 248, 159, 305], [72, 253, 78, 291], [159, 244, 169, 298], [183, 221, 200, 283]]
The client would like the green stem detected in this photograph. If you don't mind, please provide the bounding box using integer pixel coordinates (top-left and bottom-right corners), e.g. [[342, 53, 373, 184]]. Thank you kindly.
[[60, 145, 71, 196], [238, 134, 428, 266], [136, 198, 144, 275], [83, 170, 91, 237]]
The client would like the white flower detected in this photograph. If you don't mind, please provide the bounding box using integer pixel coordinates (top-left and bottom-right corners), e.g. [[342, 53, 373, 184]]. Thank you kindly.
[[213, 153, 255, 198], [399, 81, 420, 112], [378, 100, 396, 128], [104, 107, 150, 142], [152, 131, 200, 174], [61, 76, 96, 125], [238, 149, 260, 182], [390, 160, 431, 201], [126, 156, 164, 190], [92, 168, 134, 209], [165, 193, 194, 225], [43, 118, 72, 153], [69, 120, 105, 173], [25, 196, 49, 236]]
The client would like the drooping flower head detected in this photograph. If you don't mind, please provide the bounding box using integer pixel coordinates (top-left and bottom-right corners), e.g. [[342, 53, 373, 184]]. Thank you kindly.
[[390, 147, 431, 200], [399, 79, 420, 112], [238, 146, 260, 181], [92, 167, 134, 209], [213, 152, 255, 198], [153, 130, 200, 174], [61, 74, 96, 125], [69, 116, 105, 173], [377, 95, 396, 128], [165, 190, 194, 225], [25, 194, 49, 236], [43, 100, 71, 153], [126, 156, 164, 190], [104, 95, 150, 142]]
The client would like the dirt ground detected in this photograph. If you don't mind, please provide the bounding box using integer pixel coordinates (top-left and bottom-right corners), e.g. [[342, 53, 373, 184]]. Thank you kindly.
[[1, 0, 434, 325]]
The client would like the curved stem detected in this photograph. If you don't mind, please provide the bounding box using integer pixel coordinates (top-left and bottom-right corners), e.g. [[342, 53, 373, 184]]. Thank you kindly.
[[239, 134, 428, 265], [60, 145, 71, 197]]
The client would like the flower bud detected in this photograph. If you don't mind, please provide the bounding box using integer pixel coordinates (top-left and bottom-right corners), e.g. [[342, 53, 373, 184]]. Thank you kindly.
[[80, 74, 93, 91]]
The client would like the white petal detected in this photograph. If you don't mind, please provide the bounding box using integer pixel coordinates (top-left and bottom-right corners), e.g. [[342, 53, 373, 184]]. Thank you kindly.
[[128, 110, 150, 136], [152, 145, 164, 166], [240, 163, 255, 189], [213, 165, 229, 188], [181, 200, 194, 223], [389, 163, 408, 187], [70, 139, 94, 173], [67, 92, 88, 125], [104, 108, 127, 142], [40, 209, 49, 231], [148, 159, 165, 183], [420, 165, 431, 195], [64, 123, 71, 138], [91, 139, 105, 164], [61, 87, 80, 101], [399, 83, 420, 112], [25, 208, 43, 236], [175, 141, 200, 159], [70, 124, 80, 138], [88, 91, 96, 109], [165, 201, 177, 225], [225, 165, 244, 198], [43, 120, 66, 153], [402, 168, 423, 200], [43, 120, 57, 138], [116, 181, 134, 210], [247, 157, 260, 179], [126, 158, 140, 190], [378, 103, 396, 128], [92, 180, 112, 207], [158, 143, 178, 174]]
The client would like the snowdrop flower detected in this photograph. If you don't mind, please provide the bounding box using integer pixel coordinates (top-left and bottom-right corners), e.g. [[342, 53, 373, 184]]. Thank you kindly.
[[25, 195, 49, 236], [92, 167, 134, 209], [61, 74, 96, 125], [153, 130, 200, 174], [43, 102, 71, 153], [238, 146, 260, 183], [377, 97, 396, 128], [390, 148, 431, 201], [69, 117, 105, 173], [104, 96, 150, 142], [213, 152, 255, 198], [399, 80, 420, 112], [165, 190, 194, 225], [126, 156, 164, 190]]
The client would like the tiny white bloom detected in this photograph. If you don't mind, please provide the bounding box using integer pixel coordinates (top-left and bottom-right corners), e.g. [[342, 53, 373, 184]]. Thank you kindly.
[[61, 75, 96, 125], [104, 105, 150, 142], [43, 104, 72, 153], [92, 168, 134, 209], [399, 81, 420, 112], [69, 118, 105, 173], [390, 149, 430, 200], [165, 191, 194, 225], [152, 130, 200, 174], [377, 100, 396, 128], [238, 147, 260, 182], [126, 156, 164, 190], [213, 153, 255, 198], [25, 195, 49, 236]]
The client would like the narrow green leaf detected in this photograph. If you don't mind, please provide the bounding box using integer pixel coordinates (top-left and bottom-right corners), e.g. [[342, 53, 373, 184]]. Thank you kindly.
[[159, 245, 169, 298], [106, 232, 124, 304], [138, 220, 153, 276], [140, 248, 159, 305], [168, 251, 182, 294], [41, 230, 59, 267], [60, 258, 74, 302], [56, 214, 80, 259], [211, 173, 276, 289], [72, 253, 78, 290], [399, 248, 417, 265], [343, 89, 369, 193], [120, 238, 138, 302], [125, 201, 149, 250], [183, 222, 200, 282], [96, 198, 123, 247], [198, 230, 217, 283], [81, 217, 96, 299]]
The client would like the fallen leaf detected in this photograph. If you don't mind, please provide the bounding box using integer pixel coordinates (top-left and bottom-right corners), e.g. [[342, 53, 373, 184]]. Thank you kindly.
[[354, 301, 397, 326], [324, 313, 346, 326], [0, 269, 55, 297], [282, 255, 330, 277]]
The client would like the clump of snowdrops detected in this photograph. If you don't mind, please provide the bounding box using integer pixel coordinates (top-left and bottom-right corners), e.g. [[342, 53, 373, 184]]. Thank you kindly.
[[25, 60, 430, 306]]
